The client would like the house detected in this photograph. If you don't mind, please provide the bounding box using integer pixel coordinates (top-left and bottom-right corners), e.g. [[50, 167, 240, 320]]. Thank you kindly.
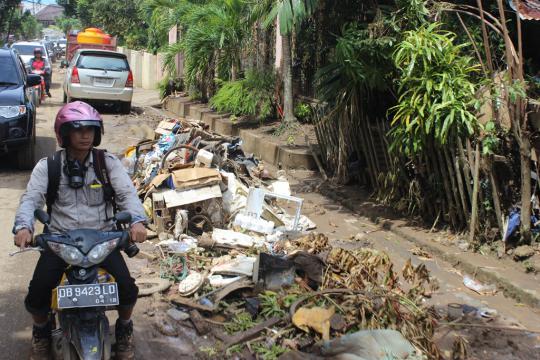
[[35, 4, 64, 27]]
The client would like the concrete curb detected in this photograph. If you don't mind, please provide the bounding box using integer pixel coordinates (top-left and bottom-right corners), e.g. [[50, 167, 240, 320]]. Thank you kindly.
[[164, 96, 318, 170], [318, 185, 540, 310]]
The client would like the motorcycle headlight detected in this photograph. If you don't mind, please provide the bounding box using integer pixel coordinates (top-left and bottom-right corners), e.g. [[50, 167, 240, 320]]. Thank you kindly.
[[87, 239, 119, 264], [49, 242, 84, 266], [0, 106, 26, 119]]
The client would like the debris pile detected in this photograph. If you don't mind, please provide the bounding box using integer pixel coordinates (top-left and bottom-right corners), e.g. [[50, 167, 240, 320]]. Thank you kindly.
[[124, 117, 442, 359]]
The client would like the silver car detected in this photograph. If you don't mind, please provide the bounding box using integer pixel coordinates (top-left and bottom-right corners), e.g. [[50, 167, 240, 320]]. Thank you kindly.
[[63, 49, 133, 114]]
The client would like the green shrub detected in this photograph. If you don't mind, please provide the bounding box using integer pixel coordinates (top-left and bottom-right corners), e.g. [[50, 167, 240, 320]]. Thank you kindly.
[[294, 102, 312, 122], [210, 69, 275, 120]]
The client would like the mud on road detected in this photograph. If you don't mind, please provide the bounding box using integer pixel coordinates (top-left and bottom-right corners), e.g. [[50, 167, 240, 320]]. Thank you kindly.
[[0, 70, 175, 359]]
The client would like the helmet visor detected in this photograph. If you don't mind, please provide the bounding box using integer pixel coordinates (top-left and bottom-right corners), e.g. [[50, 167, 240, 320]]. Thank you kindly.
[[70, 120, 102, 129]]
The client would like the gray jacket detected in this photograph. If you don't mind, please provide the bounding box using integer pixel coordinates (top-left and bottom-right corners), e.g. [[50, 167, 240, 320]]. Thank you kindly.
[[14, 150, 147, 233]]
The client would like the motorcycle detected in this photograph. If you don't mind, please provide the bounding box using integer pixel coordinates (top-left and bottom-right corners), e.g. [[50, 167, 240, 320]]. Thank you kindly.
[[12, 210, 139, 360], [29, 69, 46, 107]]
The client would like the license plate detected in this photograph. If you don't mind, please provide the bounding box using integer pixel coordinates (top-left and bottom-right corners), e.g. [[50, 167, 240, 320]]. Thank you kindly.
[[93, 77, 114, 87], [57, 283, 119, 309]]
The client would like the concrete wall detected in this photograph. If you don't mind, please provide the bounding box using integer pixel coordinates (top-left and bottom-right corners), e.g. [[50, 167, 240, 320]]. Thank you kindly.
[[118, 44, 173, 89], [130, 51, 144, 88], [142, 52, 158, 89]]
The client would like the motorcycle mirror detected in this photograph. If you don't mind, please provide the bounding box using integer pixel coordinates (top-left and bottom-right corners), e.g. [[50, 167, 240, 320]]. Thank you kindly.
[[27, 74, 41, 87], [34, 209, 50, 225], [114, 212, 132, 225]]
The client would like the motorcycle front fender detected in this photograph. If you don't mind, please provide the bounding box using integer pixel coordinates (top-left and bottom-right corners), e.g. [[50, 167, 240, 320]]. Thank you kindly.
[[64, 314, 109, 360]]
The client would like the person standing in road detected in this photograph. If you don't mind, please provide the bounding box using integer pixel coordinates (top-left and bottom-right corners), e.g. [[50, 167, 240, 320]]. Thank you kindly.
[[12, 101, 147, 360], [28, 48, 52, 97]]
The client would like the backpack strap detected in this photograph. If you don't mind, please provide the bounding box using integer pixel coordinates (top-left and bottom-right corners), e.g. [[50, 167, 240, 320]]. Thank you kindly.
[[92, 148, 117, 219], [46, 150, 63, 215]]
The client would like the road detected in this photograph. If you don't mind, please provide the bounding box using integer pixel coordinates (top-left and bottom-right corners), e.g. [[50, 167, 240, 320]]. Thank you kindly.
[[0, 69, 170, 358]]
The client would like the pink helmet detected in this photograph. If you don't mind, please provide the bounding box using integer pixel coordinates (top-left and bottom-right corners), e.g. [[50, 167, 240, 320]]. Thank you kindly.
[[55, 101, 104, 148]]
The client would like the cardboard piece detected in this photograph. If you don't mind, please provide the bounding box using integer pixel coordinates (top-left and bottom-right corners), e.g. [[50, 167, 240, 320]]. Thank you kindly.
[[171, 168, 221, 190], [155, 120, 177, 136]]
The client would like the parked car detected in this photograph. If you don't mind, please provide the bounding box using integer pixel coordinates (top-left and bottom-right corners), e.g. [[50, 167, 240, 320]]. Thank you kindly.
[[11, 41, 53, 80], [63, 49, 133, 114], [0, 48, 41, 169]]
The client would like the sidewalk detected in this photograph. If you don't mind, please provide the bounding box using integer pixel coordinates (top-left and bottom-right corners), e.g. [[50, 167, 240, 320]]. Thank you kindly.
[[314, 179, 540, 309]]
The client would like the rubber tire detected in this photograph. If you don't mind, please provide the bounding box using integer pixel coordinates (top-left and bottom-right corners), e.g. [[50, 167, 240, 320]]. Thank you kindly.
[[17, 137, 35, 170], [119, 101, 131, 115]]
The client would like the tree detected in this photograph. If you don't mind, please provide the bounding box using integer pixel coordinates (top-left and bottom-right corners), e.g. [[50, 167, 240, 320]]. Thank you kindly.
[[56, 16, 82, 34], [0, 0, 21, 44], [57, 0, 78, 17], [16, 10, 43, 40], [262, 0, 319, 125]]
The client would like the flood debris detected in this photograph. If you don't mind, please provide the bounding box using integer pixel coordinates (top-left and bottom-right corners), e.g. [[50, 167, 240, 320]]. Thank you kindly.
[[463, 275, 497, 295], [125, 116, 443, 359]]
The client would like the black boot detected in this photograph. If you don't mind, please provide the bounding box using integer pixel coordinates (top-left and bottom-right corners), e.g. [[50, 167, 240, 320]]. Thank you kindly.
[[46, 91, 52, 97], [30, 321, 52, 360], [115, 319, 134, 360]]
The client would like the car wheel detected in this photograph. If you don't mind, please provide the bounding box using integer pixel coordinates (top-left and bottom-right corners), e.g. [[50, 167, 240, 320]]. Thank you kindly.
[[120, 101, 131, 115], [17, 138, 35, 170], [63, 92, 67, 104]]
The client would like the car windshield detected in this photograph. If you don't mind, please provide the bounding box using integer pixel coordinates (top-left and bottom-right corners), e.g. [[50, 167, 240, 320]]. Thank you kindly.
[[12, 44, 43, 56], [77, 54, 128, 71], [0, 57, 20, 85]]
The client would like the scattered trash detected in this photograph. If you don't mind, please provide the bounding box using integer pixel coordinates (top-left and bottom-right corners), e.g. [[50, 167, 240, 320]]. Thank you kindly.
[[478, 307, 498, 319], [320, 329, 422, 360], [166, 308, 190, 322], [447, 303, 464, 320], [211, 255, 257, 277], [123, 115, 443, 359], [178, 271, 205, 296], [136, 277, 172, 296], [211, 228, 259, 248], [253, 253, 296, 290], [292, 306, 335, 341], [463, 275, 497, 295]]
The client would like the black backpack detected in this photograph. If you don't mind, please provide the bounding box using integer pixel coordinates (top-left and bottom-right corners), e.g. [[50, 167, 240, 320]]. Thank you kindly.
[[46, 148, 117, 218]]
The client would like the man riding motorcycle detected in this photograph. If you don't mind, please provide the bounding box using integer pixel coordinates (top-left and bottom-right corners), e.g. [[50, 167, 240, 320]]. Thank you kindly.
[[29, 48, 51, 97], [13, 101, 147, 360]]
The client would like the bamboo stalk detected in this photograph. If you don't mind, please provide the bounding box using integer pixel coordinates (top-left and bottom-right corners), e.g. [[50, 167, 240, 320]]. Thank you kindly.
[[458, 138, 474, 202], [450, 144, 470, 221], [469, 144, 481, 243], [456, 13, 488, 76], [444, 145, 468, 227], [421, 153, 437, 220], [435, 145, 460, 227], [475, 0, 494, 72], [488, 158, 505, 240], [355, 107, 378, 189]]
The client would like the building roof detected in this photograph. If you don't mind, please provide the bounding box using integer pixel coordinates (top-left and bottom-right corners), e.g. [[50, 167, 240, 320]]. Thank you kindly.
[[21, 2, 47, 16], [509, 0, 540, 20], [35, 4, 64, 22]]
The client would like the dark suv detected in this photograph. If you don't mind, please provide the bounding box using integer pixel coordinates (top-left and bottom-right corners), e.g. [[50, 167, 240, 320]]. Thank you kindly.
[[0, 48, 41, 169]]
